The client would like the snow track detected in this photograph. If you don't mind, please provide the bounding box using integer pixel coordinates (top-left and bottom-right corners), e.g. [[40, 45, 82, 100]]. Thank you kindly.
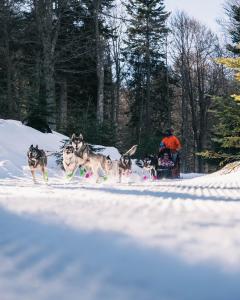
[[0, 174, 240, 300]]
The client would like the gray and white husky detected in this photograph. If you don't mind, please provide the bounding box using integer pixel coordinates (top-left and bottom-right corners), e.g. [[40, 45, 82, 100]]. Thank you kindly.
[[71, 133, 113, 181], [62, 145, 78, 178], [27, 144, 48, 183]]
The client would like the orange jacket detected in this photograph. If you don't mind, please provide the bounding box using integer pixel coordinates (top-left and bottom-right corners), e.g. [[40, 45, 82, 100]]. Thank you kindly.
[[162, 136, 182, 152]]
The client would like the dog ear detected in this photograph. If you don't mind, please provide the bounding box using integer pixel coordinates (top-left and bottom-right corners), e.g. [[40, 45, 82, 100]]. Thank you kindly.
[[30, 144, 33, 148], [124, 145, 138, 157], [71, 133, 76, 140], [79, 133, 83, 140], [36, 145, 38, 149]]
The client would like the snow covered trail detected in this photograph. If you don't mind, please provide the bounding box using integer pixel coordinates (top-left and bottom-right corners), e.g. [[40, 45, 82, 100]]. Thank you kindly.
[[0, 174, 240, 300], [0, 119, 240, 300]]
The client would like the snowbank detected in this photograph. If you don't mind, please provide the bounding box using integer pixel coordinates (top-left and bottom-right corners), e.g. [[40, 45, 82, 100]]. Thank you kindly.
[[218, 161, 240, 174], [0, 119, 65, 178], [0, 119, 121, 179]]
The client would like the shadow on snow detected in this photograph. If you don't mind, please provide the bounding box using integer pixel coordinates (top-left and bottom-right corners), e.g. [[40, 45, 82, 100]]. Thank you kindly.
[[0, 207, 239, 300]]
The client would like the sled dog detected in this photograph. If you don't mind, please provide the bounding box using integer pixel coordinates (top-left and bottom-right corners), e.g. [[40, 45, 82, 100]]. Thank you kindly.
[[62, 145, 79, 178], [117, 145, 138, 182], [71, 133, 85, 153], [27, 145, 48, 183], [142, 155, 158, 178], [71, 133, 113, 180]]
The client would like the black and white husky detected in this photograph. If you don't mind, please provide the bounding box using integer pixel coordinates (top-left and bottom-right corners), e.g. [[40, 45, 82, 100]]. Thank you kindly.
[[27, 145, 48, 183], [71, 133, 113, 181], [142, 155, 158, 179]]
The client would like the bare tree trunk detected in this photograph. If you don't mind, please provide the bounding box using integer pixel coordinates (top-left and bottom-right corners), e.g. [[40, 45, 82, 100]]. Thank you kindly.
[[94, 0, 104, 125], [165, 35, 171, 127], [138, 76, 144, 145], [6, 34, 14, 117], [112, 40, 121, 125], [181, 50, 192, 172], [43, 51, 56, 127], [33, 51, 42, 103], [109, 11, 125, 127], [34, 0, 62, 130], [115, 71, 120, 124], [59, 78, 68, 132], [2, 2, 15, 118], [185, 62, 198, 171], [146, 13, 150, 129]]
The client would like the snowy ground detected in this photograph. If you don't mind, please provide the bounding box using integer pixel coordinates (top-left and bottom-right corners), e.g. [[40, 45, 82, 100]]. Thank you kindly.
[[0, 120, 240, 300]]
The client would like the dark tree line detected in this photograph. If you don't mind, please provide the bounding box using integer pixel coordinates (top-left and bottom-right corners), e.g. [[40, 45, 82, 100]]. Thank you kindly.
[[0, 0, 116, 140], [0, 0, 239, 172]]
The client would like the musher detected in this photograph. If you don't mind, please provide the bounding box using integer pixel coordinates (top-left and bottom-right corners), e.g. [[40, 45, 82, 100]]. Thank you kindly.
[[160, 128, 182, 178]]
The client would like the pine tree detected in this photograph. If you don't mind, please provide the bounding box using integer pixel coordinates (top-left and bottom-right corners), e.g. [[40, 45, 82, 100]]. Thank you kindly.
[[225, 2, 240, 54], [216, 57, 240, 101], [199, 96, 240, 165], [0, 0, 29, 119], [124, 0, 170, 153], [213, 57, 240, 162], [217, 1, 240, 102]]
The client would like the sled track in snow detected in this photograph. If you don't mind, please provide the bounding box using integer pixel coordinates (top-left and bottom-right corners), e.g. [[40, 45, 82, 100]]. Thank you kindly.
[[0, 175, 240, 300]]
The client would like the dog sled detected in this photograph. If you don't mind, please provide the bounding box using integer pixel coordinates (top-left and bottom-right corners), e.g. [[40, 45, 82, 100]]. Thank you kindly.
[[141, 150, 180, 180], [157, 151, 180, 179]]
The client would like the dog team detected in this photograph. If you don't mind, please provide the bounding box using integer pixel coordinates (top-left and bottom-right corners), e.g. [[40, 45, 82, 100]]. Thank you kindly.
[[27, 133, 138, 183]]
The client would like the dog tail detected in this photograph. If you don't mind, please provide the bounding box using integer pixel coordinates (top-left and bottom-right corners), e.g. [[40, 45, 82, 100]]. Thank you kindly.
[[124, 145, 138, 156]]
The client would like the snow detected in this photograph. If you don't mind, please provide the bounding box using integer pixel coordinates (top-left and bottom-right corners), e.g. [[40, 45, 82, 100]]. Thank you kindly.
[[0, 119, 240, 300]]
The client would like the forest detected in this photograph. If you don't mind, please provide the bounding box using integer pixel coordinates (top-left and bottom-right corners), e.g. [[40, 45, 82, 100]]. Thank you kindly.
[[0, 0, 240, 173]]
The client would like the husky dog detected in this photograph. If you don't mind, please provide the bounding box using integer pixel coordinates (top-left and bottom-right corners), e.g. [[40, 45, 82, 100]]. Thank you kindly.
[[71, 133, 84, 153], [117, 145, 138, 182], [62, 145, 78, 179], [71, 133, 113, 181], [101, 155, 113, 175], [142, 155, 158, 179], [27, 145, 48, 183]]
